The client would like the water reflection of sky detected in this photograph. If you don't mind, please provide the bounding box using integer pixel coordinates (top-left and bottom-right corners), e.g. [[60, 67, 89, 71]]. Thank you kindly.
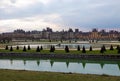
[[0, 59, 120, 76], [12, 43, 104, 49]]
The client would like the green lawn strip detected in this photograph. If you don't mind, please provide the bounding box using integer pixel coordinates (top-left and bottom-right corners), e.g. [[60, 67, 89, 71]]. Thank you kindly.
[[0, 48, 119, 54], [0, 69, 120, 81]]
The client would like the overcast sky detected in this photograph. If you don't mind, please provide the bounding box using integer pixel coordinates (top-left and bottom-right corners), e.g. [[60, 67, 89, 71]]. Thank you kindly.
[[0, 0, 120, 32]]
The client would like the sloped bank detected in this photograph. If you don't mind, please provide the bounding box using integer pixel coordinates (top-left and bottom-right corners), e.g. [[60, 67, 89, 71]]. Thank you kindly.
[[0, 53, 120, 60]]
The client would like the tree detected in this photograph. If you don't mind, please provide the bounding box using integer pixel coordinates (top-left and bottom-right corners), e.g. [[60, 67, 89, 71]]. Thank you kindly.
[[65, 45, 69, 53], [28, 45, 31, 50], [5, 45, 8, 50], [116, 45, 119, 50], [102, 45, 106, 51], [52, 46, 55, 52], [82, 46, 86, 53], [89, 46, 92, 51], [40, 46, 43, 50], [118, 46, 120, 54], [23, 46, 26, 52], [100, 46, 104, 53], [50, 46, 53, 52], [110, 45, 114, 50], [50, 46, 55, 52], [36, 46, 40, 52], [10, 46, 13, 51], [100, 45, 106, 53], [77, 45, 80, 51], [16, 46, 19, 50]]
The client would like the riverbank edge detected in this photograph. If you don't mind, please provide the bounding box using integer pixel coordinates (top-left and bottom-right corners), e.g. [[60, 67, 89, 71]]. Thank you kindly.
[[0, 69, 120, 81], [0, 52, 120, 60]]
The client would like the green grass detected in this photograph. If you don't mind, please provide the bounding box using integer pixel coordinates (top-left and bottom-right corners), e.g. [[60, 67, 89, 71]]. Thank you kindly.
[[0, 48, 119, 54], [0, 69, 120, 81]]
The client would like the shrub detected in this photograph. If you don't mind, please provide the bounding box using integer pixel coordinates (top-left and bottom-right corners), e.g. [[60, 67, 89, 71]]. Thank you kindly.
[[102, 45, 106, 51], [16, 46, 19, 50], [110, 45, 114, 50], [5, 45, 9, 50], [23, 46, 26, 52], [10, 46, 13, 51], [53, 46, 55, 52], [50, 46, 55, 52], [36, 46, 40, 52], [28, 45, 31, 50], [40, 46, 43, 50], [77, 45, 80, 51], [65, 45, 69, 53], [89, 46, 92, 51], [50, 46, 53, 52], [118, 46, 120, 54], [100, 45, 106, 53], [82, 46, 86, 53], [100, 46, 104, 53], [116, 45, 119, 50]]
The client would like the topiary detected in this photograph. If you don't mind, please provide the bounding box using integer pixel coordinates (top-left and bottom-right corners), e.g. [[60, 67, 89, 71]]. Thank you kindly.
[[82, 46, 86, 53], [10, 46, 13, 51], [77, 45, 80, 51], [36, 46, 40, 52], [65, 45, 69, 53], [5, 45, 9, 50], [23, 46, 26, 52], [89, 46, 92, 51], [110, 45, 114, 50]]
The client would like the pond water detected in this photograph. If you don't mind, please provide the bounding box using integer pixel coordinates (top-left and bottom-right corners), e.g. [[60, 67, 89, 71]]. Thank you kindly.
[[0, 59, 120, 76], [12, 43, 104, 49]]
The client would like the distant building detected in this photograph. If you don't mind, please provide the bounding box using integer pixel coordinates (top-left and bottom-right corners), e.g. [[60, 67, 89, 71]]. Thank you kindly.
[[0, 28, 120, 42]]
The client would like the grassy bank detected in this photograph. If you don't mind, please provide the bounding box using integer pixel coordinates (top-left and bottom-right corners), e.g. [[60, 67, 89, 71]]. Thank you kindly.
[[0, 49, 119, 54], [0, 69, 120, 81]]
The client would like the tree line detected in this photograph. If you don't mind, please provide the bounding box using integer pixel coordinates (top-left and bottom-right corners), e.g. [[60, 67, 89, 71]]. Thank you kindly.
[[5, 44, 120, 54]]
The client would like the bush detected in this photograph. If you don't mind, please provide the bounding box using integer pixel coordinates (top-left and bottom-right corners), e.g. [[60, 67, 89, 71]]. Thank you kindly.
[[110, 45, 114, 50], [116, 45, 119, 50], [53, 46, 55, 52], [82, 46, 86, 53], [50, 46, 55, 52], [28, 45, 31, 50], [100, 45, 106, 53], [36, 46, 40, 52], [50, 46, 53, 52], [102, 45, 106, 51], [40, 46, 43, 50], [5, 45, 9, 50], [16, 46, 19, 50], [23, 46, 26, 52], [89, 46, 92, 51], [65, 45, 69, 53], [10, 46, 13, 51], [77, 45, 80, 51], [118, 46, 120, 54], [100, 46, 104, 53]]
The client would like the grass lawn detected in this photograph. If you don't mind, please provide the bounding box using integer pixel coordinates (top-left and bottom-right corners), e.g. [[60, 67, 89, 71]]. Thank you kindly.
[[0, 48, 119, 54], [0, 69, 120, 81]]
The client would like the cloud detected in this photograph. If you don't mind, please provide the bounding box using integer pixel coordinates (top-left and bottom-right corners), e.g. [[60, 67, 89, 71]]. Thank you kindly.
[[0, 0, 120, 32]]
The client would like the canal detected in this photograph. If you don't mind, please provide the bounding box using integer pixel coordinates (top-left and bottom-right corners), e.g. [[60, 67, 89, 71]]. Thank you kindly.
[[0, 58, 120, 76]]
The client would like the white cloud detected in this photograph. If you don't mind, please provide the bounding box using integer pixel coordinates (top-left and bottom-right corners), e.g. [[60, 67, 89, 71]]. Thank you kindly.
[[0, 13, 66, 32], [0, 0, 120, 32]]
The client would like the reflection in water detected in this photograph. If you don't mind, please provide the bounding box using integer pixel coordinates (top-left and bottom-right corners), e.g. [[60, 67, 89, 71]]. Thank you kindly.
[[0, 59, 120, 76], [37, 60, 40, 66]]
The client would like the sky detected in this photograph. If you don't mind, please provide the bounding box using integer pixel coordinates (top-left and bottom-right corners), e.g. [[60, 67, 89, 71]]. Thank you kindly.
[[0, 0, 120, 33]]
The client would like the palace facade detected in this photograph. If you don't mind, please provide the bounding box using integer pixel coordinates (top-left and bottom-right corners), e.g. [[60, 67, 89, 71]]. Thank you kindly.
[[0, 28, 120, 43]]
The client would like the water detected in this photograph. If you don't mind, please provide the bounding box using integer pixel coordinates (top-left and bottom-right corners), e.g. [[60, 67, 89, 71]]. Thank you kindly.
[[12, 43, 103, 49], [0, 59, 120, 76]]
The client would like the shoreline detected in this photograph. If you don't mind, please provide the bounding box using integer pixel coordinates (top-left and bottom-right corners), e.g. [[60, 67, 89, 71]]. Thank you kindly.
[[0, 69, 119, 81], [0, 52, 120, 60]]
